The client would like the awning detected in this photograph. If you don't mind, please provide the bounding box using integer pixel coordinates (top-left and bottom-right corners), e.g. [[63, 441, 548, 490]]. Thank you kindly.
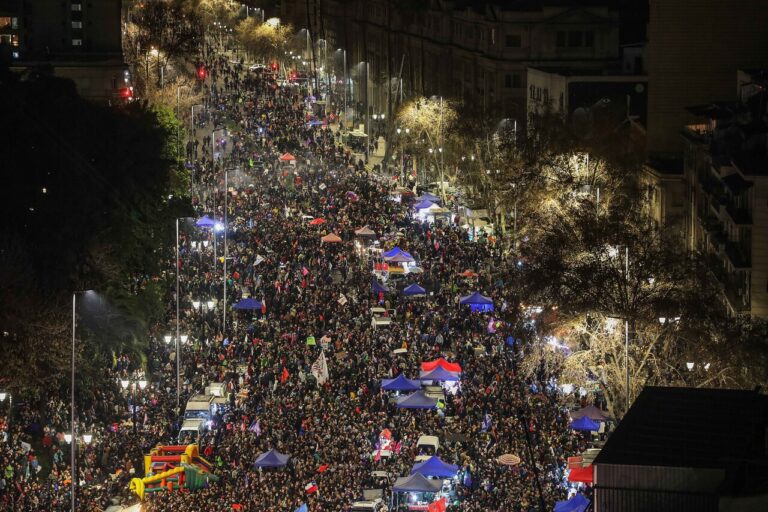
[[395, 390, 438, 409], [392, 473, 442, 493], [402, 283, 427, 296], [381, 374, 421, 392], [421, 358, 462, 373], [321, 233, 342, 243], [410, 456, 458, 478], [419, 367, 460, 382], [233, 298, 263, 310], [567, 465, 593, 484]]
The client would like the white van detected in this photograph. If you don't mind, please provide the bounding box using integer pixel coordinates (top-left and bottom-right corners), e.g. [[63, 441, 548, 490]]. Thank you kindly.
[[205, 383, 226, 397], [184, 394, 214, 421], [371, 307, 393, 329], [415, 435, 440, 462], [178, 419, 205, 444]]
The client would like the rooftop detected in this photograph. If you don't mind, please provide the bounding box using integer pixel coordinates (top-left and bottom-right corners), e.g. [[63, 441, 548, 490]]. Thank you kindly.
[[594, 387, 768, 469]]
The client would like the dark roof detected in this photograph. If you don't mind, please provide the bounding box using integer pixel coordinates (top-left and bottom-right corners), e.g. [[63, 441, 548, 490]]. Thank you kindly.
[[594, 387, 768, 469]]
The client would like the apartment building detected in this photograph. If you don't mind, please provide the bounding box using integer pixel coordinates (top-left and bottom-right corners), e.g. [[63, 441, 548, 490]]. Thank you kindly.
[[679, 70, 768, 317], [280, 0, 621, 126], [0, 0, 128, 104]]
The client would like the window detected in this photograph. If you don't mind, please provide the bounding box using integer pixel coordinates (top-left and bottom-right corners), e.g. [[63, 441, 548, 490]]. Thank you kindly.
[[71, 3, 82, 11], [72, 21, 82, 29], [512, 73, 521, 88], [505, 34, 521, 48], [556, 31, 566, 47], [505, 74, 512, 88], [559, 92, 564, 111], [543, 88, 549, 104], [0, 17, 11, 30], [568, 31, 583, 47], [585, 31, 594, 47], [72, 38, 82, 46]]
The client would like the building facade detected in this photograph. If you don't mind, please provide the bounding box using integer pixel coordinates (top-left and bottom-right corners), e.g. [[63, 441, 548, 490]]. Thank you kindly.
[[280, 0, 621, 127], [0, 0, 128, 103], [676, 70, 768, 317]]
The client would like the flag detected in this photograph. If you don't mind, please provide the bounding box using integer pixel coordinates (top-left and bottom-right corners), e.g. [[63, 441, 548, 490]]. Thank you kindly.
[[481, 413, 492, 433], [305, 482, 318, 494], [337, 294, 348, 306], [232, 504, 244, 511], [302, 266, 309, 276], [281, 367, 289, 383], [393, 440, 402, 454], [317, 464, 329, 473], [463, 468, 472, 488], [310, 351, 329, 385], [373, 448, 382, 462], [255, 254, 265, 266], [248, 419, 261, 435], [427, 497, 447, 512], [295, 504, 308, 512]]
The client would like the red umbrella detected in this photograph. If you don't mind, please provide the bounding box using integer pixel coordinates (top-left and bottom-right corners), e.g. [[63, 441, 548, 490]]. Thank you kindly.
[[309, 218, 326, 225]]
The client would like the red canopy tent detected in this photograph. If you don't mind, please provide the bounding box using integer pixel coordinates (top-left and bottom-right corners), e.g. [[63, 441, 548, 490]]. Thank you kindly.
[[309, 218, 326, 225], [567, 465, 593, 484], [279, 152, 296, 162], [421, 358, 462, 373]]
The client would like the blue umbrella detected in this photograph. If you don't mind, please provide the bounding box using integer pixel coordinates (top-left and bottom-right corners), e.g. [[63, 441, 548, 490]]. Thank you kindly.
[[196, 215, 216, 228], [233, 298, 263, 310], [570, 416, 600, 432]]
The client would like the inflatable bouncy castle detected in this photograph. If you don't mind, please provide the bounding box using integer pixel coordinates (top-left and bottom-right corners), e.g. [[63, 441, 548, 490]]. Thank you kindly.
[[129, 444, 219, 500]]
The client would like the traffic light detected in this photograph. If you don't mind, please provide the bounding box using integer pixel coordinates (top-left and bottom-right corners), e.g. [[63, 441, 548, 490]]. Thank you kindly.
[[197, 65, 207, 80], [270, 61, 278, 72]]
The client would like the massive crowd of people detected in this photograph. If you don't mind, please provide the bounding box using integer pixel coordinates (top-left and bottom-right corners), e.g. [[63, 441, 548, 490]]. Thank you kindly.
[[0, 44, 597, 512]]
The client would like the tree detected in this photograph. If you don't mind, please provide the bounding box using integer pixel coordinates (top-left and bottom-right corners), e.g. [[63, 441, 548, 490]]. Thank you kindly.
[[236, 18, 293, 63], [396, 96, 458, 202], [0, 66, 191, 395]]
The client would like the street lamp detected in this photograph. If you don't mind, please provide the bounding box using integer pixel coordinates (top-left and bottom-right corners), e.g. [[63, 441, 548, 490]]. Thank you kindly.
[[71, 289, 96, 512], [82, 434, 92, 444], [120, 379, 148, 434]]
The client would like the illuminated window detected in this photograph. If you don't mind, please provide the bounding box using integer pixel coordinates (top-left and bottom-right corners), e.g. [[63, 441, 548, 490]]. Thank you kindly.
[[72, 21, 82, 29], [71, 3, 82, 11], [72, 39, 82, 46]]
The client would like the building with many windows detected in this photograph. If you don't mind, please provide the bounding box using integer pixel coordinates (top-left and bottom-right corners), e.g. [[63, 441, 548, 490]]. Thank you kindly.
[[676, 70, 768, 317], [0, 0, 128, 104], [279, 0, 622, 127]]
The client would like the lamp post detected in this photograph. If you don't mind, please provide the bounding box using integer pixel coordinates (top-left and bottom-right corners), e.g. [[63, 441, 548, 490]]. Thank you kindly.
[[120, 379, 148, 434], [71, 289, 94, 512], [175, 217, 195, 414], [0, 392, 11, 445]]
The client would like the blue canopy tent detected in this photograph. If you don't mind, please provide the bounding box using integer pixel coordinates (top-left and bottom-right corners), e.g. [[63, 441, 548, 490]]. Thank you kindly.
[[419, 367, 461, 381], [396, 391, 438, 409], [383, 247, 413, 259], [306, 120, 325, 127], [554, 493, 590, 512], [570, 416, 600, 432], [233, 298, 263, 310], [381, 374, 422, 392], [392, 473, 443, 493], [413, 199, 435, 210], [417, 193, 441, 203], [372, 280, 390, 294], [253, 449, 291, 468], [196, 215, 216, 228], [410, 456, 459, 478], [459, 292, 494, 312], [402, 283, 426, 296]]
